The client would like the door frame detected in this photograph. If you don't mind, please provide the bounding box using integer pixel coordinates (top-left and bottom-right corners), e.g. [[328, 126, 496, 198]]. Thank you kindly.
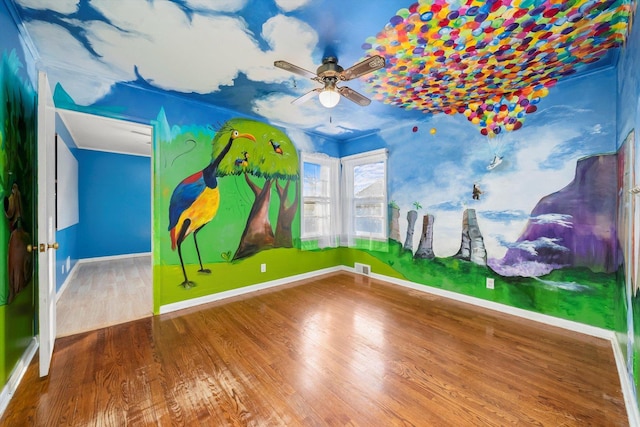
[[54, 109, 155, 334]]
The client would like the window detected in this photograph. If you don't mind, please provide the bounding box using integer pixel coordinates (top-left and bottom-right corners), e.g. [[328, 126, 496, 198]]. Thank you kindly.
[[301, 153, 340, 249], [341, 149, 388, 249]]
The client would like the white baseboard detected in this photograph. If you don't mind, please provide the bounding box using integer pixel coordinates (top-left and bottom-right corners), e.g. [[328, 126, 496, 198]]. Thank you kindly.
[[611, 334, 640, 427], [78, 252, 152, 264], [159, 266, 343, 314], [366, 270, 613, 339], [0, 337, 38, 418]]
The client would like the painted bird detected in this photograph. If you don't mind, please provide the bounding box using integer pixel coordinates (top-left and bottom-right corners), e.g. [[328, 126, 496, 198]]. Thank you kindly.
[[234, 151, 249, 168], [169, 129, 256, 288], [269, 139, 283, 154]]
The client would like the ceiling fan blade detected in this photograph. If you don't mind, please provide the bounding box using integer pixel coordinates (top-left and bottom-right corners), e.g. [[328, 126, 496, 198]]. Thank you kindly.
[[340, 55, 386, 81], [337, 86, 372, 106], [292, 88, 322, 105], [274, 60, 317, 79]]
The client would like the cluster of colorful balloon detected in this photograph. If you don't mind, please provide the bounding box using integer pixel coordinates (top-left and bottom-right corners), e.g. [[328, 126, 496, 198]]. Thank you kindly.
[[464, 84, 549, 136], [361, 0, 632, 135]]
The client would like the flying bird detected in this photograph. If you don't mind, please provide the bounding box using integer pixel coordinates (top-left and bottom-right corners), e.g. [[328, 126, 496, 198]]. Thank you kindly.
[[169, 129, 256, 288], [269, 139, 283, 154]]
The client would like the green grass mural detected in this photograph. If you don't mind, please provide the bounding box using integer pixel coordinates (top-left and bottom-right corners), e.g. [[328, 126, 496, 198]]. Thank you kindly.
[[345, 240, 623, 330]]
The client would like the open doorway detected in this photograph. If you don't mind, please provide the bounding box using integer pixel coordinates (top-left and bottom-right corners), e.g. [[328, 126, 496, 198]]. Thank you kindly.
[[54, 110, 153, 336]]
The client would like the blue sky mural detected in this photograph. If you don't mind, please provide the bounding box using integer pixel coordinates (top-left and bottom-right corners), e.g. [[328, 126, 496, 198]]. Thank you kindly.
[[11, 0, 631, 140], [384, 71, 616, 267]]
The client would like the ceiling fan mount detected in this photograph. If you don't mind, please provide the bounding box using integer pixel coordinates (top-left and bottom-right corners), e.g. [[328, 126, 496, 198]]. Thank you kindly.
[[274, 55, 385, 108], [316, 57, 343, 78]]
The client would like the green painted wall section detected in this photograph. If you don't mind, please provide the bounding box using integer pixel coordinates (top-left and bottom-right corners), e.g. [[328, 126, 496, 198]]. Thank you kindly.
[[0, 284, 34, 386], [153, 116, 344, 311], [342, 242, 622, 330], [154, 247, 342, 310], [0, 5, 38, 393]]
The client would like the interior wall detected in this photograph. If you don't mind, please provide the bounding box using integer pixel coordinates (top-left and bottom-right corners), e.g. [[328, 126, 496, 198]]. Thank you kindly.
[[47, 83, 344, 312], [343, 68, 620, 331], [76, 149, 151, 259], [152, 109, 342, 310], [0, 0, 37, 390], [50, 63, 624, 326], [616, 7, 640, 407]]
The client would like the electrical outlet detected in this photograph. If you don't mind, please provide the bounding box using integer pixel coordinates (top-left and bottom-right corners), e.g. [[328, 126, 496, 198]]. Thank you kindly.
[[486, 277, 495, 290], [261, 263, 266, 273]]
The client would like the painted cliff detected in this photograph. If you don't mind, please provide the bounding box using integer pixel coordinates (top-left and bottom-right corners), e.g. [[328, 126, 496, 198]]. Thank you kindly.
[[490, 154, 618, 277]]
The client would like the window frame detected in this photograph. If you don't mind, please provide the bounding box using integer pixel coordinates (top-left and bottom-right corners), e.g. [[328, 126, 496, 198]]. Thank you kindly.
[[300, 152, 340, 247], [341, 148, 389, 246]]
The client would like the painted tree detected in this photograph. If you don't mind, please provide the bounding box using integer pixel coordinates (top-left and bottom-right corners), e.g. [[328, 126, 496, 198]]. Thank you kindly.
[[274, 178, 299, 248], [215, 118, 299, 260]]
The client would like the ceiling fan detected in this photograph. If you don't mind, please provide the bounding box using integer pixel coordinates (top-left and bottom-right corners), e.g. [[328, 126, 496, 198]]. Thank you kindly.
[[274, 55, 385, 108]]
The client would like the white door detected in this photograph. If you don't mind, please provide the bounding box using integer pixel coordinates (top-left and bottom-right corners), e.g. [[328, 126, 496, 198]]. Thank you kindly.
[[37, 71, 57, 377]]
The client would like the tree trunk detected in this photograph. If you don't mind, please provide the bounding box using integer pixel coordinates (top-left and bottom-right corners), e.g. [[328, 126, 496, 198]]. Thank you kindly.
[[403, 210, 417, 253], [274, 179, 299, 248], [233, 174, 275, 260]]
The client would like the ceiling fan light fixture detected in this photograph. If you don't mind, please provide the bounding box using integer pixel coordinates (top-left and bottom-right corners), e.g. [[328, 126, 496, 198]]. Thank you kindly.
[[318, 87, 340, 108], [275, 55, 385, 108]]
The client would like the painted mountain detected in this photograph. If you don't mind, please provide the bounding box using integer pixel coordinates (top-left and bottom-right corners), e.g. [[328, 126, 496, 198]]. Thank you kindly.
[[490, 154, 618, 277]]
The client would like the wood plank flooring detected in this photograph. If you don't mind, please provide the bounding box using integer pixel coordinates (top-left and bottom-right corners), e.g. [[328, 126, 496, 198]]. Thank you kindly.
[[56, 256, 153, 337], [1, 272, 628, 426]]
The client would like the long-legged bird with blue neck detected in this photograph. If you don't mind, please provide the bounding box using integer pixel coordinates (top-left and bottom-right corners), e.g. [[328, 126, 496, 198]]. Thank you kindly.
[[169, 128, 256, 288]]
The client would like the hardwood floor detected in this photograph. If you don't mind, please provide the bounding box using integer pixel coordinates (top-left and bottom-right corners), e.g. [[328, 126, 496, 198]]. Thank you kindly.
[[2, 273, 628, 426], [56, 255, 153, 337]]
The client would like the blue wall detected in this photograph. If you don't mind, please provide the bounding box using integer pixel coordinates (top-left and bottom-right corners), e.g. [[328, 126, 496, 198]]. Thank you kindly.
[[76, 149, 151, 259], [55, 115, 152, 289]]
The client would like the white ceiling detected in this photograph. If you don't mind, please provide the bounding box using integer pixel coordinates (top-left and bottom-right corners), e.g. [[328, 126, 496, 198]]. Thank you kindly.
[[57, 109, 152, 157]]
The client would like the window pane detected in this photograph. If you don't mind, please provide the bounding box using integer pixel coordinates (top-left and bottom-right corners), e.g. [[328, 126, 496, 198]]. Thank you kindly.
[[303, 201, 329, 236], [304, 217, 320, 236], [355, 201, 383, 217], [303, 162, 329, 198], [304, 201, 329, 217], [354, 161, 384, 198]]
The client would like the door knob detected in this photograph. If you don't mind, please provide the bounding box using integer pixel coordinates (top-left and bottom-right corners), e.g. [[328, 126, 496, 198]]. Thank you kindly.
[[26, 244, 47, 253], [47, 242, 59, 250]]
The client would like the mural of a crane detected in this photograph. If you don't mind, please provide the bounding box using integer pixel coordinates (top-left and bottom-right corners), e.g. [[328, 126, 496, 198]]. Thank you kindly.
[[168, 127, 256, 288]]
